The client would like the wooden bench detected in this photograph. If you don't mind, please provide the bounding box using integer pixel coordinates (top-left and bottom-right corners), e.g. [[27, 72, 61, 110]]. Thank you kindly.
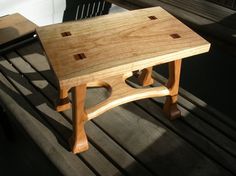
[[36, 7, 210, 154], [1, 10, 236, 176], [0, 13, 36, 54]]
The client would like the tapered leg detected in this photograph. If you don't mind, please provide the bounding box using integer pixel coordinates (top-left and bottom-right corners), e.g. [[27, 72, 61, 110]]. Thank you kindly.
[[69, 84, 89, 154], [56, 88, 71, 112], [163, 59, 182, 120], [138, 67, 154, 86]]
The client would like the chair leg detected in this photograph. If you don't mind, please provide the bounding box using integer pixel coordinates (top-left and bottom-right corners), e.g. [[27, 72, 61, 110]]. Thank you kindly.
[[163, 59, 182, 120], [69, 85, 89, 154]]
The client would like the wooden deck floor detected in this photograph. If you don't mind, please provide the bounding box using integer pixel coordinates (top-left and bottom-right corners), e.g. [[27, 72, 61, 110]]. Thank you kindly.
[[0, 107, 62, 176], [0, 40, 236, 176]]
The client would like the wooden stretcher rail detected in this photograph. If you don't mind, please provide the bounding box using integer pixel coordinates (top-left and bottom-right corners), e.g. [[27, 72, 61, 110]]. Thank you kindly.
[[86, 73, 169, 120]]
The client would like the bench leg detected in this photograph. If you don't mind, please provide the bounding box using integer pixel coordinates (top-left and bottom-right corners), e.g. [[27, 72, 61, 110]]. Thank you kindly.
[[138, 67, 154, 86], [70, 84, 89, 154], [163, 59, 182, 120], [56, 88, 71, 112]]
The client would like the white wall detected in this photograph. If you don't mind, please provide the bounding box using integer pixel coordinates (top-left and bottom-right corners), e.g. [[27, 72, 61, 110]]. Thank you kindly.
[[0, 0, 65, 26]]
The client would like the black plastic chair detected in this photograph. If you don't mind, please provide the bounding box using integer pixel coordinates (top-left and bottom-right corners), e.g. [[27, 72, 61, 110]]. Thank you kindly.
[[63, 0, 112, 21]]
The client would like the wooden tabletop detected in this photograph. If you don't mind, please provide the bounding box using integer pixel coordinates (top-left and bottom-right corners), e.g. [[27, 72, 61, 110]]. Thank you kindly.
[[0, 13, 36, 45], [36, 7, 210, 88]]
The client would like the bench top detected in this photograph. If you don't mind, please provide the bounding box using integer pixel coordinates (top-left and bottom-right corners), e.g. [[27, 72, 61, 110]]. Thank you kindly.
[[36, 7, 210, 88], [0, 13, 36, 46]]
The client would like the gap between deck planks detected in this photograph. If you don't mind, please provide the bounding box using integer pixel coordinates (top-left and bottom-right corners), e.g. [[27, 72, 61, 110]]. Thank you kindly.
[[0, 41, 233, 175], [151, 72, 236, 141], [127, 78, 236, 173]]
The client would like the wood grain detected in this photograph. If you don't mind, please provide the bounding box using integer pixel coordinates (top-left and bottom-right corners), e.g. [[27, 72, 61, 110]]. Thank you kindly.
[[56, 88, 71, 112], [163, 59, 182, 120], [86, 72, 169, 120], [36, 7, 210, 154], [138, 67, 154, 86], [70, 84, 89, 154], [0, 13, 36, 45], [107, 0, 236, 44], [37, 7, 210, 88]]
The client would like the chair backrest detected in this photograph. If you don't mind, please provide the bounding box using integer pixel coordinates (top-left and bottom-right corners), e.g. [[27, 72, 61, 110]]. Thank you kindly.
[[63, 0, 112, 21]]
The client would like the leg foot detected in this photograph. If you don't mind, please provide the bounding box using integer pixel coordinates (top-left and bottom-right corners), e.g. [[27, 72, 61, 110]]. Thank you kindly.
[[163, 95, 181, 120], [163, 59, 182, 120], [56, 97, 71, 112], [56, 88, 71, 112], [69, 124, 89, 154]]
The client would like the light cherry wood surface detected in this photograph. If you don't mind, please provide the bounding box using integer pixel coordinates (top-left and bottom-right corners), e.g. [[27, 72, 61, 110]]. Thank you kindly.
[[36, 6, 210, 89], [70, 84, 89, 153], [138, 67, 154, 86], [37, 6, 210, 154], [0, 13, 36, 45], [163, 59, 182, 119]]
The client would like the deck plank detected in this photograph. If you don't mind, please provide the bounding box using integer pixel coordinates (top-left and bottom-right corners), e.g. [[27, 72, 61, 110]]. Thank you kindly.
[[87, 88, 234, 176], [177, 96, 236, 141], [152, 72, 236, 131], [149, 75, 236, 153], [125, 0, 236, 27], [125, 76, 236, 174], [109, 0, 236, 30], [15, 43, 58, 86], [135, 98, 236, 175], [127, 79, 236, 175], [180, 106, 236, 156]]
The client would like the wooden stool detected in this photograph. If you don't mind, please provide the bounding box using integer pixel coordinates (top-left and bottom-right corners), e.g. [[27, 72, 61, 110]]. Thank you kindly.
[[37, 7, 210, 154]]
